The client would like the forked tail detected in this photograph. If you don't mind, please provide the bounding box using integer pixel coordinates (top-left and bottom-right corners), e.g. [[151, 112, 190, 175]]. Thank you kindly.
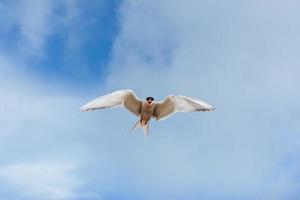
[[128, 119, 150, 137]]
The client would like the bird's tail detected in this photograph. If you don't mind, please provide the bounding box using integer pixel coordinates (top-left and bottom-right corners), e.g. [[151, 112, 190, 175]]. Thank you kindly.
[[128, 119, 150, 137]]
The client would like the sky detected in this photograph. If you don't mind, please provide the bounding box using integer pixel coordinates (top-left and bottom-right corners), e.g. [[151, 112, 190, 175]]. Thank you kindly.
[[0, 0, 300, 199]]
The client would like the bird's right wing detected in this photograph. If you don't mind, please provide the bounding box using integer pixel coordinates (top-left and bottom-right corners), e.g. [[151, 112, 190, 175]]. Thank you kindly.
[[153, 95, 214, 121], [80, 90, 142, 116]]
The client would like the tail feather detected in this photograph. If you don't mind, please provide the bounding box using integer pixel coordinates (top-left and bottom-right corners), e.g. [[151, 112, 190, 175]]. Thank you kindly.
[[129, 119, 150, 137], [128, 119, 141, 133], [143, 122, 149, 137]]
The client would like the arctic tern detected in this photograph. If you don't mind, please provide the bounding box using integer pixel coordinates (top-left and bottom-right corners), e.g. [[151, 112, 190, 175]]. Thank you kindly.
[[81, 90, 214, 137]]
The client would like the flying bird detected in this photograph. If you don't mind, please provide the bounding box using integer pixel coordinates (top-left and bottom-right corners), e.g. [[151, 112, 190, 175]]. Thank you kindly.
[[81, 90, 214, 137]]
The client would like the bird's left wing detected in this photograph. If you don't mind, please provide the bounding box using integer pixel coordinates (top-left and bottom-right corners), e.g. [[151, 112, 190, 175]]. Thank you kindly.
[[80, 90, 142, 116], [153, 95, 214, 121]]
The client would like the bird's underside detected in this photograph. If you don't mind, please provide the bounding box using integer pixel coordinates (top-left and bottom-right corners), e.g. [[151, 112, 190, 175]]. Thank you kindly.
[[81, 89, 214, 137]]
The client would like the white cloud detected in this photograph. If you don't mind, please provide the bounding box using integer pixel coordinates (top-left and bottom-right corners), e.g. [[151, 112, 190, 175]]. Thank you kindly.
[[0, 55, 92, 200], [101, 0, 300, 199], [0, 160, 82, 200], [1, 0, 85, 60], [1, 0, 300, 199], [7, 0, 54, 58]]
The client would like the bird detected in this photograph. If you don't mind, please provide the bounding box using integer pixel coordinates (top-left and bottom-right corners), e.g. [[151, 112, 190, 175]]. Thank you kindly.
[[80, 89, 214, 137]]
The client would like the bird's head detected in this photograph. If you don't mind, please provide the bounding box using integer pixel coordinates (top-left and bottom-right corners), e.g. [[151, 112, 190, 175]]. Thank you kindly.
[[146, 97, 155, 104]]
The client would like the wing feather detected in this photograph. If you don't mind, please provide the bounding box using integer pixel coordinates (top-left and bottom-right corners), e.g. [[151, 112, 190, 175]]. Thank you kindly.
[[153, 95, 214, 121], [80, 90, 142, 116]]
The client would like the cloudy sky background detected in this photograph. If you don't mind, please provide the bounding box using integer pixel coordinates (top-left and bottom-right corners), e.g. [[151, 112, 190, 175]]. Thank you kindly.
[[0, 0, 300, 199]]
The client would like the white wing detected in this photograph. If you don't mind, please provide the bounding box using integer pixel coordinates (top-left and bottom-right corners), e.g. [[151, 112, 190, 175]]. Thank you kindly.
[[80, 90, 142, 116], [153, 95, 214, 121]]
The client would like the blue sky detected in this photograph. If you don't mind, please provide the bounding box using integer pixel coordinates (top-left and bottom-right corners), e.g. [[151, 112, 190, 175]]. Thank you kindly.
[[0, 0, 300, 199]]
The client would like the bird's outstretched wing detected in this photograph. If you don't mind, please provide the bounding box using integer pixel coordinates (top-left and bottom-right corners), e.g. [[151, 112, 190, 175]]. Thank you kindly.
[[153, 95, 214, 121], [80, 90, 142, 116]]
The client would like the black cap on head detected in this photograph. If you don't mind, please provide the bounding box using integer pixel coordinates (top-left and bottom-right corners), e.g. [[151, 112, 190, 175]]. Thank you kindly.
[[146, 97, 154, 101]]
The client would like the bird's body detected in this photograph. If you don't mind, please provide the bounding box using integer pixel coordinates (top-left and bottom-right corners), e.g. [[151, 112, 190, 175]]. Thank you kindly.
[[141, 101, 155, 122], [81, 90, 214, 137]]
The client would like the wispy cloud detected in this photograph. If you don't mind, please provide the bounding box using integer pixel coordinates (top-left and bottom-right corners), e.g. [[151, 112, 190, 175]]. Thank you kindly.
[[1, 0, 300, 199], [0, 55, 91, 200], [0, 160, 82, 200], [101, 0, 300, 199], [1, 0, 82, 60], [4, 0, 55, 58]]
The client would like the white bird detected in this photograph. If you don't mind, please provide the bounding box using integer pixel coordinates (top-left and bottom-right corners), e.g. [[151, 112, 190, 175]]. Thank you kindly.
[[81, 90, 214, 137]]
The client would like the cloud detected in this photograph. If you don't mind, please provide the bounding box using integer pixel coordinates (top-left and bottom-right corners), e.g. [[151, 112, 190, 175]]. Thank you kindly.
[[18, 0, 53, 54], [1, 0, 300, 199], [0, 0, 82, 59], [100, 0, 300, 199], [1, 0, 56, 58], [0, 55, 92, 200], [0, 160, 82, 200]]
